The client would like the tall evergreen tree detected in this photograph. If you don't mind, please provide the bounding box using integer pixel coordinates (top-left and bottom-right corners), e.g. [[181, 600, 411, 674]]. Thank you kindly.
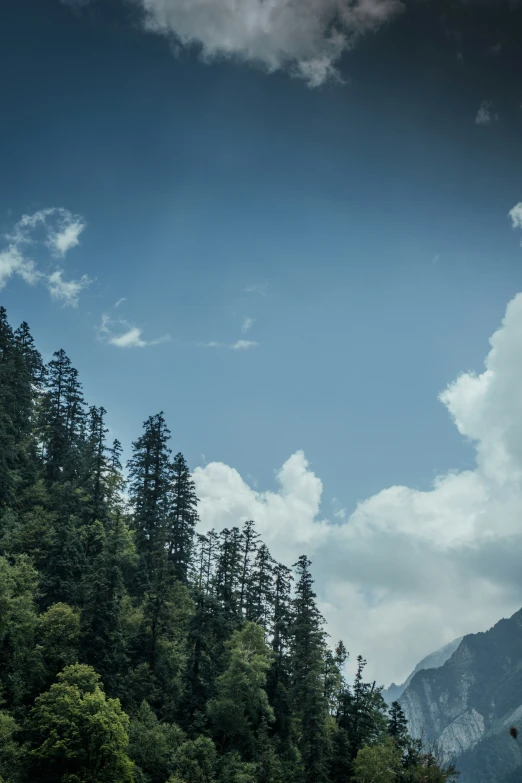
[[128, 412, 173, 589], [167, 452, 199, 583], [40, 350, 85, 486], [291, 556, 329, 783]]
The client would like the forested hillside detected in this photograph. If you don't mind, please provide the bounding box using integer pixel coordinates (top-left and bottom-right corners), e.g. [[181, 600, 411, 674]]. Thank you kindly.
[[0, 307, 457, 782]]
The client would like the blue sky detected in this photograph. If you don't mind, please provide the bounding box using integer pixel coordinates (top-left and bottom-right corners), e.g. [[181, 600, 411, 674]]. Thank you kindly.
[[4, 0, 522, 682]]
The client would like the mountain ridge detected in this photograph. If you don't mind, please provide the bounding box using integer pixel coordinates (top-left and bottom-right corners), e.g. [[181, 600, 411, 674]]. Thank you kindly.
[[399, 607, 522, 783]]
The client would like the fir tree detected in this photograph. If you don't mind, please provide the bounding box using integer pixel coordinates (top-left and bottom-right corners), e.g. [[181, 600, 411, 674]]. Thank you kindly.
[[168, 452, 199, 583], [128, 412, 173, 589], [291, 555, 329, 783]]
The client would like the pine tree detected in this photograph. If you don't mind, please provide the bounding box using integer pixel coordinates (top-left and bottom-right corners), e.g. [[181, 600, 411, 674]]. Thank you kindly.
[[238, 520, 259, 615], [40, 350, 85, 486], [291, 555, 329, 783], [167, 452, 199, 583], [128, 412, 173, 589], [0, 308, 18, 510], [82, 406, 109, 525], [388, 700, 409, 752], [246, 543, 274, 628]]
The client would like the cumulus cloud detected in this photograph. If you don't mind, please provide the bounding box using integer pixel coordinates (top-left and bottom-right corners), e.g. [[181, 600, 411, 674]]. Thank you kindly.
[[475, 100, 498, 125], [0, 208, 91, 306], [98, 313, 171, 348], [193, 226, 522, 682], [125, 0, 404, 86]]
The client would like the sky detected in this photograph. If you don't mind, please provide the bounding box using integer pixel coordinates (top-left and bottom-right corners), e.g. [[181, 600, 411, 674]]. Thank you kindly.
[[3, 0, 522, 685]]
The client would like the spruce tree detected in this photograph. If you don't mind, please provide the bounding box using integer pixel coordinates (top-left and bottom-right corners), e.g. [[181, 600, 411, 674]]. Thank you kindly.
[[128, 412, 173, 589], [291, 555, 329, 783], [167, 452, 199, 583]]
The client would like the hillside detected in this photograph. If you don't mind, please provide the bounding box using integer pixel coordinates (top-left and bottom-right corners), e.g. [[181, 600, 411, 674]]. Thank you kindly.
[[0, 307, 456, 783], [400, 608, 522, 783]]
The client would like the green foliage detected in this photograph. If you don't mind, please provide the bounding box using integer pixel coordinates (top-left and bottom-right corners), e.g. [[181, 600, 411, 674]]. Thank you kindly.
[[0, 308, 459, 783], [353, 738, 403, 783], [208, 623, 274, 757], [129, 701, 185, 782], [28, 664, 134, 782], [0, 710, 23, 781], [171, 736, 218, 783]]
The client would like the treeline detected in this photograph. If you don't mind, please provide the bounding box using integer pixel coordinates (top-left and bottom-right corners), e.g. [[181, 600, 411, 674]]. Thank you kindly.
[[0, 306, 457, 783]]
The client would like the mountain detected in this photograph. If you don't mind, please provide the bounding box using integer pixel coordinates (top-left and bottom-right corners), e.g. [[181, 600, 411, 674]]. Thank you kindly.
[[399, 608, 522, 783], [382, 637, 463, 705]]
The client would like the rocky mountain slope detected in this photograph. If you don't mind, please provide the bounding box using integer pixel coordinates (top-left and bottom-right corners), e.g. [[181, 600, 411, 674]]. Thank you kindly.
[[399, 608, 522, 783], [382, 637, 462, 705]]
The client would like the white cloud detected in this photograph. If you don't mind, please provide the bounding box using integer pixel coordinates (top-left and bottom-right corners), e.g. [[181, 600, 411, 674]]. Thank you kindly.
[[47, 270, 93, 308], [8, 207, 86, 257], [241, 316, 255, 333], [49, 219, 85, 256], [0, 245, 40, 290], [509, 202, 522, 230], [128, 0, 404, 86], [194, 223, 522, 683], [245, 283, 268, 296], [231, 339, 259, 350], [199, 338, 259, 350], [114, 297, 127, 308], [475, 100, 498, 126], [0, 208, 90, 306], [98, 313, 171, 348]]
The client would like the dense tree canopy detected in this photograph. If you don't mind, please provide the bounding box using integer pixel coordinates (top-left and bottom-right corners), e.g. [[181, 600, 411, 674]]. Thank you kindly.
[[0, 307, 457, 783]]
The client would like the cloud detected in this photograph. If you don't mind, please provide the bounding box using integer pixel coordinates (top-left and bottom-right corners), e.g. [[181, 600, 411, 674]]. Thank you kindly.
[[0, 245, 40, 290], [245, 283, 268, 296], [47, 270, 92, 308], [199, 338, 259, 350], [98, 313, 171, 348], [8, 207, 86, 257], [124, 0, 404, 87], [509, 202, 522, 230], [193, 207, 522, 683], [231, 339, 259, 350], [475, 100, 498, 126], [241, 316, 255, 334], [0, 208, 91, 306], [114, 297, 127, 308]]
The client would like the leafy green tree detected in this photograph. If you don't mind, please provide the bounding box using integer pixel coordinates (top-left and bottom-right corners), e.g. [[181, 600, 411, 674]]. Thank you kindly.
[[0, 709, 23, 782], [0, 554, 39, 708], [170, 736, 218, 783], [128, 700, 185, 783], [216, 752, 256, 783], [353, 738, 403, 783], [28, 664, 134, 782], [36, 602, 80, 688], [207, 622, 274, 758]]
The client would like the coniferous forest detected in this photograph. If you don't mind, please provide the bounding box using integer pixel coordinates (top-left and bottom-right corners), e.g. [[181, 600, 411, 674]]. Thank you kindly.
[[0, 306, 458, 782]]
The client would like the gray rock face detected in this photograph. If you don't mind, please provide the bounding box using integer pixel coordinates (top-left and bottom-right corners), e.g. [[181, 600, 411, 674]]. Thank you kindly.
[[382, 637, 463, 705], [399, 608, 522, 783]]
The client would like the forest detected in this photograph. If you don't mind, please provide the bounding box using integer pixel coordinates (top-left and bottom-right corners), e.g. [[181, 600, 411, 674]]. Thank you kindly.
[[0, 306, 458, 782]]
